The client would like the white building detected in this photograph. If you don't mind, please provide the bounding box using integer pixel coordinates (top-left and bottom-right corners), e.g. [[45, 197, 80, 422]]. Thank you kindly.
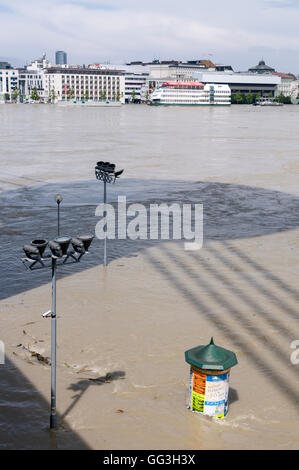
[[97, 64, 149, 103], [17, 55, 50, 102], [19, 69, 46, 101], [272, 73, 299, 103], [17, 58, 126, 103], [123, 73, 148, 103], [192, 71, 281, 97], [0, 68, 19, 101], [148, 60, 216, 79], [44, 67, 125, 103]]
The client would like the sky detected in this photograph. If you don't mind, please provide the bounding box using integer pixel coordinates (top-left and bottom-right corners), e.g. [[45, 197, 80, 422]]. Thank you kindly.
[[1, 0, 299, 73]]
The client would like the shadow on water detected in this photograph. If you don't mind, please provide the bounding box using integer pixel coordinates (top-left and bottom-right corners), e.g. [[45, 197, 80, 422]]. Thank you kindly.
[[144, 241, 299, 409], [61, 371, 126, 422], [1, 178, 299, 300], [0, 356, 90, 449], [228, 387, 239, 405]]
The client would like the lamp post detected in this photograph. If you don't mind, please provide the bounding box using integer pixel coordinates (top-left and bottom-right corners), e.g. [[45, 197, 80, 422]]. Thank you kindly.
[[50, 254, 57, 428], [54, 194, 63, 236], [21, 225, 94, 430], [95, 161, 124, 266]]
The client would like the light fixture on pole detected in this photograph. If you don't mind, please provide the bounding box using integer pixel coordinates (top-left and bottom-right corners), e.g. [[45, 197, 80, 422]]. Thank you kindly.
[[95, 161, 124, 266], [21, 210, 94, 430], [54, 194, 63, 236]]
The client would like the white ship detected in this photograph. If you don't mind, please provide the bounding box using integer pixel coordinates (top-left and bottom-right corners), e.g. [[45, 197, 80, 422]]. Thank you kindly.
[[149, 81, 231, 106], [57, 99, 122, 107]]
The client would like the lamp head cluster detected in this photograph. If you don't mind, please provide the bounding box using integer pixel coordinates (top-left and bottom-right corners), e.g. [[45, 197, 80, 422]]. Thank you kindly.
[[22, 235, 94, 270], [95, 161, 124, 184]]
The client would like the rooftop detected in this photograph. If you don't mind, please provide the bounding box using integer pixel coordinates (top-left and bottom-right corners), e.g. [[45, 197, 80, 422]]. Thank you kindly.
[[272, 72, 296, 80], [248, 59, 275, 73]]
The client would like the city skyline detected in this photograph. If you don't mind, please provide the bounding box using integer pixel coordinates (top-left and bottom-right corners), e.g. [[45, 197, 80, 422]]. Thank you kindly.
[[1, 0, 299, 73]]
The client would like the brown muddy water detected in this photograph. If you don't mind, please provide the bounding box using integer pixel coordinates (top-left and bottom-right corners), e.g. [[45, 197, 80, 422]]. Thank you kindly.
[[0, 104, 299, 449]]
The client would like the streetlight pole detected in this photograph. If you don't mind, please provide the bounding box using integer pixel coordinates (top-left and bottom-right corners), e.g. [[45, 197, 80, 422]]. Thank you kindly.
[[54, 194, 63, 236], [50, 256, 57, 429], [21, 218, 94, 430], [95, 161, 124, 267], [103, 180, 107, 267]]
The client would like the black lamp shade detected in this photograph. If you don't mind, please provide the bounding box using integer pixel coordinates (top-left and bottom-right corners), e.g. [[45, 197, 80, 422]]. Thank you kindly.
[[54, 236, 71, 255], [78, 234, 94, 252], [31, 239, 48, 257]]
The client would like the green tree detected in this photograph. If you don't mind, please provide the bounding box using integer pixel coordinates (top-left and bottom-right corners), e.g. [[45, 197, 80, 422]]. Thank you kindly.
[[245, 91, 253, 104], [12, 87, 20, 102], [50, 88, 57, 103], [115, 90, 120, 102], [67, 88, 75, 100], [84, 90, 89, 100], [30, 87, 40, 101], [255, 92, 262, 103], [276, 92, 291, 104], [131, 89, 136, 103], [145, 91, 150, 104], [233, 91, 243, 104]]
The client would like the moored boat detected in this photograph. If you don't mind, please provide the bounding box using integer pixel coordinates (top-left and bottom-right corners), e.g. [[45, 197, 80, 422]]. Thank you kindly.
[[255, 98, 283, 106], [149, 81, 231, 106]]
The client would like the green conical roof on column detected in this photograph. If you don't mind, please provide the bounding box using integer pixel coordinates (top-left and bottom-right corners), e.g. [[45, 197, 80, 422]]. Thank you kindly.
[[185, 337, 238, 371]]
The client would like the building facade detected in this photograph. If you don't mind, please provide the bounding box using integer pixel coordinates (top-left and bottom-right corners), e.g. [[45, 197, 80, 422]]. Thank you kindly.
[[272, 72, 299, 103], [0, 68, 19, 101], [18, 70, 45, 101], [192, 71, 281, 98], [123, 73, 148, 103], [44, 67, 125, 103], [55, 51, 67, 65], [148, 60, 216, 80], [90, 64, 149, 103]]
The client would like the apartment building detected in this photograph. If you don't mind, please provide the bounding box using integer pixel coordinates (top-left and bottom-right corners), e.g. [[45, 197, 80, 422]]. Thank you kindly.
[[273, 72, 299, 103], [0, 68, 19, 101], [44, 67, 125, 103]]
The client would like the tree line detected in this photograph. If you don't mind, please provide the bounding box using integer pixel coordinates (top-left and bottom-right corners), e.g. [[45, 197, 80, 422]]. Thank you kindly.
[[231, 91, 292, 104], [6, 87, 121, 102]]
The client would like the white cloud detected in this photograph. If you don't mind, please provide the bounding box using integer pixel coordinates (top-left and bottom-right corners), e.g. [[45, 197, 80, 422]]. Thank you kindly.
[[1, 0, 299, 72]]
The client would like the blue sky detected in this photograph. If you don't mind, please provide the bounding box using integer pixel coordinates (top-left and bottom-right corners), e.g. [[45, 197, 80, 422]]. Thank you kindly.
[[1, 0, 299, 73]]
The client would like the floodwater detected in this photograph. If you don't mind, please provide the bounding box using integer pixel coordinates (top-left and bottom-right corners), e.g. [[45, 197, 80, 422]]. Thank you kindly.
[[0, 103, 299, 449]]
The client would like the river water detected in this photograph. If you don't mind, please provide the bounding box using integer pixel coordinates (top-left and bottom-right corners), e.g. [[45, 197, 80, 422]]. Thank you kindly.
[[1, 104, 299, 299], [0, 103, 299, 449]]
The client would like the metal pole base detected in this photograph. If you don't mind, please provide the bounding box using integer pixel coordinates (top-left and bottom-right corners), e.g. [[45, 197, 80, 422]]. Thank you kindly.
[[50, 414, 57, 429]]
